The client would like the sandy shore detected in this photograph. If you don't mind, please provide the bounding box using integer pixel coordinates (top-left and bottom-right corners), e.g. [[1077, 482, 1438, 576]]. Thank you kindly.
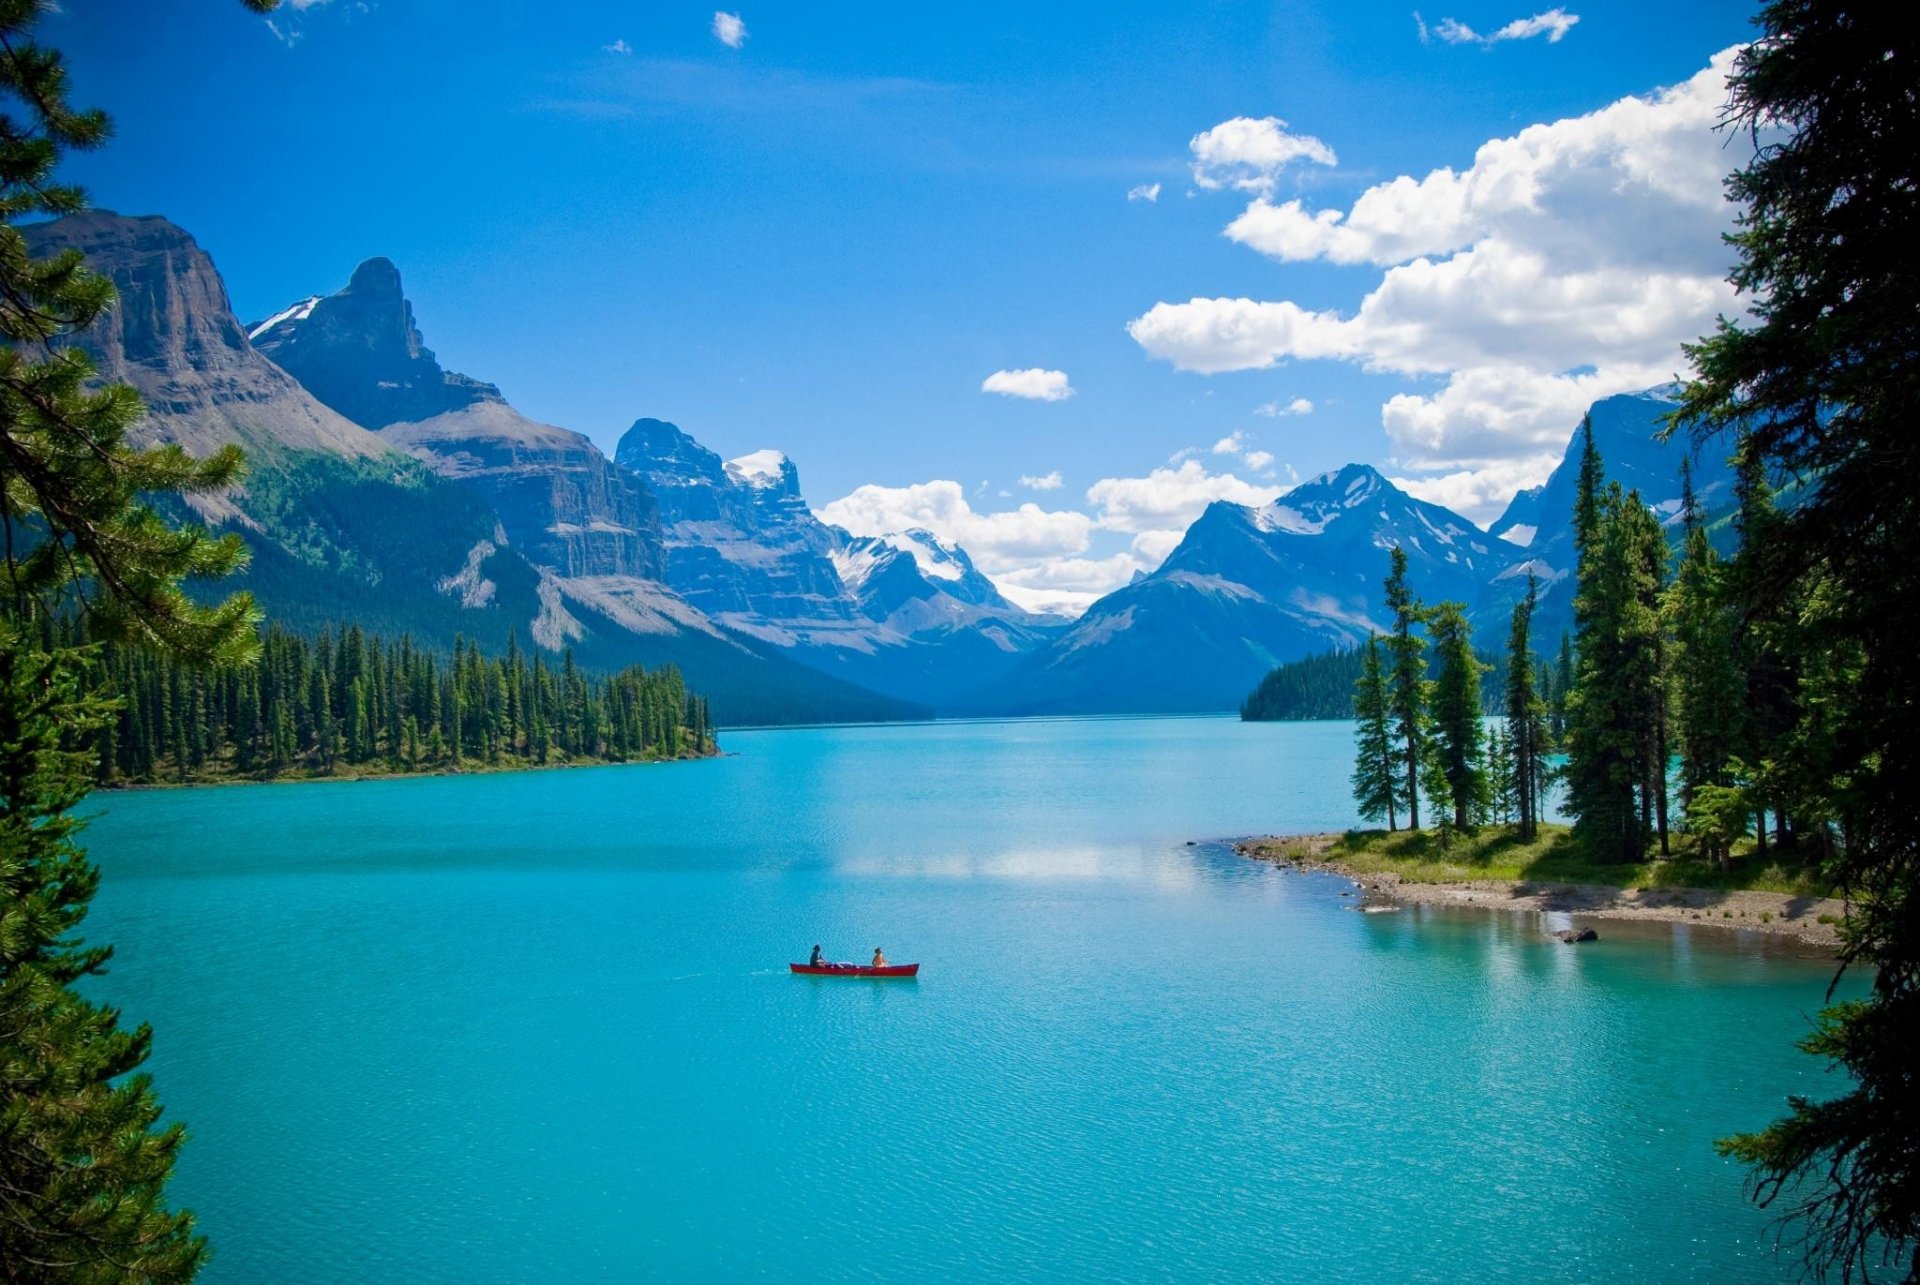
[[1236, 834, 1849, 952]]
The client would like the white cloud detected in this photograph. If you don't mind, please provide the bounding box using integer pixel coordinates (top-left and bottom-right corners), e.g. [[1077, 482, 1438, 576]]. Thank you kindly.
[[1254, 397, 1314, 417], [821, 457, 1286, 615], [603, 38, 633, 55], [982, 368, 1075, 401], [1429, 8, 1580, 46], [1020, 470, 1064, 491], [1085, 459, 1278, 535], [712, 11, 748, 48], [1211, 431, 1248, 455], [1390, 454, 1564, 524], [1189, 117, 1337, 194], [1244, 450, 1276, 472], [1127, 182, 1163, 203], [818, 481, 1092, 575], [1132, 49, 1753, 511]]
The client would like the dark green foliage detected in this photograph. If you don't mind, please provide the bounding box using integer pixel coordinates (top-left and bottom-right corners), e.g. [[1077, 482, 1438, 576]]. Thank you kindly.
[[0, 627, 205, 1277], [1242, 647, 1365, 720], [1504, 577, 1549, 840], [2, 3, 274, 1273], [1, 0, 258, 668], [1669, 3, 1920, 1275], [1349, 638, 1403, 831], [1563, 428, 1671, 862], [1486, 723, 1516, 827], [1382, 546, 1428, 831], [1425, 601, 1486, 833], [1667, 460, 1744, 861], [1243, 644, 1504, 722], [83, 622, 715, 784]]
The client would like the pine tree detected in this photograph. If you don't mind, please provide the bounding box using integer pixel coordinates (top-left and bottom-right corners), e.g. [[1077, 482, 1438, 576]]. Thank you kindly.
[[1504, 575, 1549, 839], [2, 1, 276, 1272], [1425, 600, 1486, 832], [1486, 723, 1516, 826], [1667, 459, 1743, 857], [1565, 483, 1665, 863], [1669, 7, 1920, 1268], [1382, 546, 1428, 830], [1349, 636, 1401, 830]]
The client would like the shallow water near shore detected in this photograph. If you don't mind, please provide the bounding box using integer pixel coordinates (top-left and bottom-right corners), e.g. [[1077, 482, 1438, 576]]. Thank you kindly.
[[83, 716, 1851, 1282]]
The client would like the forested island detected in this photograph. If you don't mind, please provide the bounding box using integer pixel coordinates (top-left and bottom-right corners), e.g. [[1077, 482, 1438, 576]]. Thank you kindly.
[[1239, 641, 1572, 723], [76, 622, 718, 786]]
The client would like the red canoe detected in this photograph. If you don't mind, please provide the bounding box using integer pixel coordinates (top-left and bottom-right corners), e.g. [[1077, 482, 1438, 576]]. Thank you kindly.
[[790, 962, 920, 977]]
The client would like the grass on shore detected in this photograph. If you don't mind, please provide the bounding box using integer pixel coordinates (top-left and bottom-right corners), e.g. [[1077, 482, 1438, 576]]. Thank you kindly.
[[1249, 824, 1831, 898]]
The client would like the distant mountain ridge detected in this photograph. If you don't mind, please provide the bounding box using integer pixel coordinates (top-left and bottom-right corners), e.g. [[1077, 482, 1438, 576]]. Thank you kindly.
[[972, 463, 1503, 714], [29, 210, 1728, 722], [26, 212, 917, 726]]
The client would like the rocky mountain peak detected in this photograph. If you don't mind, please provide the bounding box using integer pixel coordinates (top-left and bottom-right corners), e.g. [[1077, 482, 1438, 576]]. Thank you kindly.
[[250, 256, 501, 429], [19, 210, 386, 459]]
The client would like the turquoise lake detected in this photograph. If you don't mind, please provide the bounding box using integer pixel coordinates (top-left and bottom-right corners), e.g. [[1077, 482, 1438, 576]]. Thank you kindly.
[[80, 716, 1848, 1282]]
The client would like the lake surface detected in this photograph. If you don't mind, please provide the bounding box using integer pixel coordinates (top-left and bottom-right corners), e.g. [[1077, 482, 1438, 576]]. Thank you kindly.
[[82, 716, 1847, 1282]]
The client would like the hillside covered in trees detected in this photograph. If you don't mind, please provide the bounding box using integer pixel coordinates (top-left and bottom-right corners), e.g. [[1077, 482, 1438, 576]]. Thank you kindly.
[[1241, 642, 1560, 723], [79, 623, 717, 785]]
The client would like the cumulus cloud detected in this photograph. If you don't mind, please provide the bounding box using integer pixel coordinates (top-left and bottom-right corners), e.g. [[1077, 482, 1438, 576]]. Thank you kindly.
[[982, 368, 1075, 401], [1189, 117, 1337, 194], [1254, 397, 1314, 417], [1132, 49, 1753, 511], [1086, 459, 1278, 535], [819, 481, 1092, 573], [1020, 471, 1064, 491], [1422, 8, 1580, 46], [1211, 431, 1248, 456], [712, 11, 748, 48], [819, 458, 1283, 615], [603, 38, 633, 54], [1127, 182, 1163, 203], [1391, 455, 1565, 523], [1244, 450, 1276, 472]]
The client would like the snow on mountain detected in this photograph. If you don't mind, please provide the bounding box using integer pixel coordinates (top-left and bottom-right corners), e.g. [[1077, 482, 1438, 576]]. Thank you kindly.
[[973, 464, 1501, 715]]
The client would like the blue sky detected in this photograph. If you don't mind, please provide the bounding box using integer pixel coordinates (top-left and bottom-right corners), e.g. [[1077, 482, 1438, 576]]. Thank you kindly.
[[55, 0, 1759, 612]]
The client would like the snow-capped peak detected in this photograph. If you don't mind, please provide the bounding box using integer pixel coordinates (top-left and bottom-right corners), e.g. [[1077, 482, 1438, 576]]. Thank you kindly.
[[724, 449, 790, 489], [247, 296, 320, 341], [882, 528, 966, 581]]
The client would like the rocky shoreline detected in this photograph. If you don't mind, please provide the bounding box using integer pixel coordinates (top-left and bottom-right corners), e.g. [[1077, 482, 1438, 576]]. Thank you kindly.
[[1235, 834, 1849, 952]]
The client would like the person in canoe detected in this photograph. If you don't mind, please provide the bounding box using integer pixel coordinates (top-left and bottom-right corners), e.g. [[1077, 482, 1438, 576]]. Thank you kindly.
[[809, 944, 826, 967], [871, 947, 888, 967]]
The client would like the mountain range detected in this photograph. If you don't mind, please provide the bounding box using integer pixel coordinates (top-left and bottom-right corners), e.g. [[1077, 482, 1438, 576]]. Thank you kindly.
[[25, 211, 1733, 724]]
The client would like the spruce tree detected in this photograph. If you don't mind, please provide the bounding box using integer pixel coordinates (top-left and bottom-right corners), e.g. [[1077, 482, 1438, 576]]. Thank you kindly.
[[1349, 636, 1401, 831], [1381, 546, 1428, 830], [1667, 459, 1743, 853], [1425, 601, 1485, 832], [2, 2, 274, 1273], [1504, 576, 1548, 839], [1670, 4, 1920, 1271], [1565, 484, 1664, 862]]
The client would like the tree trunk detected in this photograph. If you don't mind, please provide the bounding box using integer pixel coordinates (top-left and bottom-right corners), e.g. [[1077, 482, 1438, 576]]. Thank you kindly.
[[1654, 716, 1670, 857], [1406, 740, 1420, 830]]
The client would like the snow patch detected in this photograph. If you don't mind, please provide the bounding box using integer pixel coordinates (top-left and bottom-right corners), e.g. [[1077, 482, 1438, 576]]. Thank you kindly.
[[1162, 571, 1264, 602], [994, 581, 1094, 619], [883, 529, 965, 581], [828, 541, 888, 593], [725, 449, 789, 488], [1498, 524, 1537, 548], [247, 296, 319, 340], [1255, 503, 1334, 535]]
